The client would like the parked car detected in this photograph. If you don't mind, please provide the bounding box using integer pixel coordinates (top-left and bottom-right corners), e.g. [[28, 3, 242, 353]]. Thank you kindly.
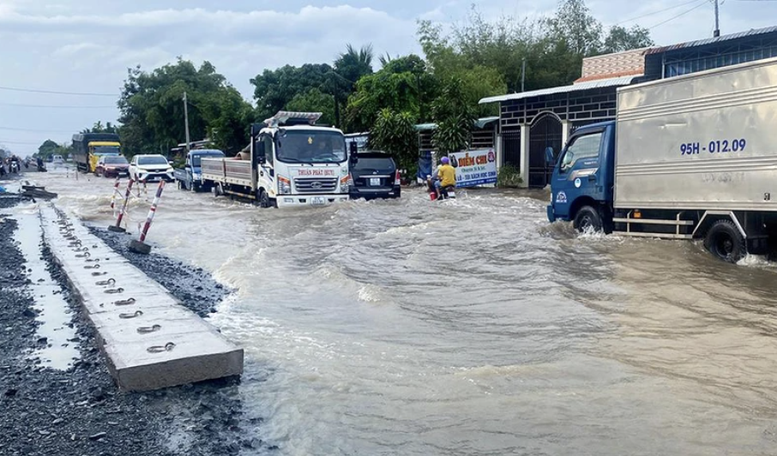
[[349, 151, 401, 200], [128, 154, 174, 182], [95, 155, 129, 178], [51, 154, 65, 166]]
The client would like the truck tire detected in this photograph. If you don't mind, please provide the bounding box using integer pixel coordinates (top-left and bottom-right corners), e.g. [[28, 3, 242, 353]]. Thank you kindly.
[[176, 180, 182, 190], [704, 219, 746, 263], [259, 190, 271, 208], [213, 182, 223, 197], [573, 206, 603, 232]]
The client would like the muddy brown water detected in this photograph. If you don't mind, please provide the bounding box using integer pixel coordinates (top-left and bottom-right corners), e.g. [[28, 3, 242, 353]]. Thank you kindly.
[[24, 168, 777, 455]]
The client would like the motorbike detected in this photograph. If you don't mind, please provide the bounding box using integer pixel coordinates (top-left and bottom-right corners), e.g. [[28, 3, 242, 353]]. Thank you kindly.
[[426, 175, 456, 201], [9, 160, 20, 174]]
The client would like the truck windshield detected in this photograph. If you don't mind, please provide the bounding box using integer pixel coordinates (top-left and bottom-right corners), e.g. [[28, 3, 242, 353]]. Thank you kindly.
[[276, 131, 346, 164], [92, 146, 120, 156], [192, 153, 224, 167], [560, 132, 602, 172]]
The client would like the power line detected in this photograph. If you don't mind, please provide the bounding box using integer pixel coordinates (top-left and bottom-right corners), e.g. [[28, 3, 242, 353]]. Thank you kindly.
[[0, 102, 115, 109], [614, 0, 704, 26], [647, 0, 709, 30], [0, 140, 44, 145], [0, 85, 116, 97], [0, 126, 74, 133]]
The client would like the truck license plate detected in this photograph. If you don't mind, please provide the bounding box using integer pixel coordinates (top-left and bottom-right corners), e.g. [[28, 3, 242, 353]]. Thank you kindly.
[[369, 178, 381, 186], [311, 197, 326, 205]]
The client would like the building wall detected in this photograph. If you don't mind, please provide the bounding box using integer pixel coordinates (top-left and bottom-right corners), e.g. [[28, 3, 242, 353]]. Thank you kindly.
[[499, 87, 618, 131]]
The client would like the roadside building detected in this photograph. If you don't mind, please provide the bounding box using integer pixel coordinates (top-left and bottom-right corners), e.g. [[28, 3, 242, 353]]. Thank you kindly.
[[481, 25, 777, 188]]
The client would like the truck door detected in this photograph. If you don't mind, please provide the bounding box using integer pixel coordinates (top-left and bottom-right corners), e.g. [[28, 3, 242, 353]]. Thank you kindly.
[[551, 129, 604, 219]]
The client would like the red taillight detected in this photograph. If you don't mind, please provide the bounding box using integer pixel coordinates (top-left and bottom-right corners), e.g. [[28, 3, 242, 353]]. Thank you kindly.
[[394, 170, 401, 186]]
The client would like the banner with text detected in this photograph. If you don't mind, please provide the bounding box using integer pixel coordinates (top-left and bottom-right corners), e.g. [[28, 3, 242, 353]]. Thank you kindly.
[[450, 149, 497, 187]]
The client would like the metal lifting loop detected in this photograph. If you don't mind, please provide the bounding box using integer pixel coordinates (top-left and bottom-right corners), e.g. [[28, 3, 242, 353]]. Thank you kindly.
[[84, 264, 100, 269], [113, 298, 136, 306], [95, 278, 116, 286], [76, 252, 91, 258], [119, 310, 143, 319], [146, 342, 175, 353], [104, 287, 124, 294], [91, 271, 108, 276], [85, 258, 100, 263], [137, 324, 161, 334]]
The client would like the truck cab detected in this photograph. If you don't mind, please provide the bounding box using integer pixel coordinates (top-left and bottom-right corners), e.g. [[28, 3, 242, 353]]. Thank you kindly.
[[547, 121, 616, 231], [179, 149, 224, 192], [251, 112, 352, 208]]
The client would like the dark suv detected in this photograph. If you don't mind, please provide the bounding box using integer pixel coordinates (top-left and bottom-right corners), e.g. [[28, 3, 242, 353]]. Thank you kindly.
[[349, 151, 401, 200]]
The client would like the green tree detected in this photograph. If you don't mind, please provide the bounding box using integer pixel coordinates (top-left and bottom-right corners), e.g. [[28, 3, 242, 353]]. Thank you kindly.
[[368, 109, 419, 175], [37, 139, 60, 159], [81, 121, 120, 134], [603, 25, 654, 53], [545, 0, 603, 57], [119, 58, 252, 156], [250, 63, 333, 121], [346, 54, 438, 132], [431, 79, 476, 154], [286, 88, 336, 126]]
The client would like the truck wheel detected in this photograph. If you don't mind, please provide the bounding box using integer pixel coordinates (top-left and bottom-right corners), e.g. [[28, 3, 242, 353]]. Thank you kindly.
[[191, 182, 199, 193], [704, 219, 746, 263], [573, 206, 603, 232], [259, 190, 271, 208], [213, 182, 223, 197], [176, 180, 182, 190]]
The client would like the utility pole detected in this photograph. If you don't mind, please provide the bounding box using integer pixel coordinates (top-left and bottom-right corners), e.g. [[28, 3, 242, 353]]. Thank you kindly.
[[521, 57, 526, 92], [713, 0, 720, 38], [182, 91, 191, 152]]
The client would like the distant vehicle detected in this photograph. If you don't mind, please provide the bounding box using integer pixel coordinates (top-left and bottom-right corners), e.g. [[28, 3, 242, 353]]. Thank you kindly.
[[546, 57, 777, 263], [51, 155, 65, 166], [95, 155, 129, 178], [72, 133, 121, 173], [174, 149, 225, 192], [201, 111, 353, 208], [128, 154, 174, 182], [349, 151, 401, 200]]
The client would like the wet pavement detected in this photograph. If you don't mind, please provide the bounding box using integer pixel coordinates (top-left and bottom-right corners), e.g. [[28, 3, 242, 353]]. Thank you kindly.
[[15, 166, 777, 455]]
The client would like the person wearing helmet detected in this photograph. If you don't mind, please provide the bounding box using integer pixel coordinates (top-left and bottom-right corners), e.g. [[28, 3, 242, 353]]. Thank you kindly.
[[437, 156, 456, 199]]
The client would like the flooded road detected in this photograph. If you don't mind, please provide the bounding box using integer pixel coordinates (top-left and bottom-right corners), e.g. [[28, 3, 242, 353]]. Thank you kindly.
[[28, 168, 777, 455]]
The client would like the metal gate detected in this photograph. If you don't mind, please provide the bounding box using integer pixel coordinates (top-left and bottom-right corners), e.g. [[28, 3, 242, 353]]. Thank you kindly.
[[502, 129, 521, 169], [529, 114, 563, 188]]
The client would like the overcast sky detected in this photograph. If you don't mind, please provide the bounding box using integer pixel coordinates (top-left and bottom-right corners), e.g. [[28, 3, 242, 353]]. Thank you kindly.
[[0, 0, 775, 154]]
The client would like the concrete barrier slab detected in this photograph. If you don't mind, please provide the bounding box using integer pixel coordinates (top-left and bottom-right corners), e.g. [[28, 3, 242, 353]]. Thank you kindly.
[[40, 205, 243, 391]]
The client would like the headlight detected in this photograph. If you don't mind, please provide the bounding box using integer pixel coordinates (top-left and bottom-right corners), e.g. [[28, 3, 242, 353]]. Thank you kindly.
[[167, 167, 174, 173], [278, 176, 291, 194], [340, 175, 352, 193]]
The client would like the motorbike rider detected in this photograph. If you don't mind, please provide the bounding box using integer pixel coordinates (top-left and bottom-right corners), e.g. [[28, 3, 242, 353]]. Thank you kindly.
[[436, 156, 456, 199]]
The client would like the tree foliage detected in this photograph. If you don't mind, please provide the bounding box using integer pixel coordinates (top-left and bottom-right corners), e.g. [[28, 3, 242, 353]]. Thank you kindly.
[[81, 121, 119, 134], [36, 139, 70, 159], [285, 88, 336, 126], [431, 79, 476, 154], [250, 63, 334, 121], [119, 58, 252, 156], [368, 109, 418, 172], [603, 25, 654, 54]]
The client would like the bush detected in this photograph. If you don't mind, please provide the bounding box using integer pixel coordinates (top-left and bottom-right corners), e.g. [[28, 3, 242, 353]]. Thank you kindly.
[[497, 164, 523, 188]]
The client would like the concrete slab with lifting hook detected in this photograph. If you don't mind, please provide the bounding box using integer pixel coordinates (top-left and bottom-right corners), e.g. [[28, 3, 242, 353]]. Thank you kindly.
[[40, 204, 243, 392]]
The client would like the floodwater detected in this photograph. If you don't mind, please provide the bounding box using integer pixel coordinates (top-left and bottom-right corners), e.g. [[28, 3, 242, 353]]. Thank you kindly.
[[26, 167, 777, 455], [5, 184, 80, 370]]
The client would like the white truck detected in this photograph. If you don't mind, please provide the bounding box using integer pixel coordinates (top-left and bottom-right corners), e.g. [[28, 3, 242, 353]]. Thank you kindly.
[[201, 111, 354, 208]]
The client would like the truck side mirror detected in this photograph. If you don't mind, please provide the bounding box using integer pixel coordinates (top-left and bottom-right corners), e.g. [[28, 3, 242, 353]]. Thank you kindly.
[[544, 147, 555, 166], [349, 142, 358, 165]]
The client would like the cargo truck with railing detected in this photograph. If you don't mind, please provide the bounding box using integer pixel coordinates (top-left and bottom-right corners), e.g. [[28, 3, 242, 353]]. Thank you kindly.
[[546, 57, 777, 263], [201, 111, 354, 208]]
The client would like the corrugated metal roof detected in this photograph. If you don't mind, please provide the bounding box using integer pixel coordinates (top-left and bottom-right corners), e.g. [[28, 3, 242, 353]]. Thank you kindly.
[[414, 117, 500, 131], [646, 25, 777, 55], [479, 75, 640, 104]]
